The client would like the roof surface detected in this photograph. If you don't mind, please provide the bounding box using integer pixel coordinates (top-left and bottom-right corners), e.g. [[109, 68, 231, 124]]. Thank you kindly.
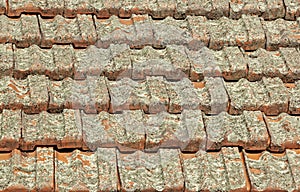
[[0, 0, 299, 191]]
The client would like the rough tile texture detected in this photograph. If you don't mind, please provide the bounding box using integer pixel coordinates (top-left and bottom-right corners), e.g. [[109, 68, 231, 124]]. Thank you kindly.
[[182, 147, 247, 191], [94, 15, 136, 49], [289, 81, 300, 114], [188, 47, 247, 81], [7, 0, 64, 16], [204, 111, 269, 150], [284, 0, 300, 20], [226, 78, 269, 114], [263, 19, 300, 50], [0, 110, 21, 151], [286, 150, 300, 190], [55, 148, 118, 191], [49, 76, 109, 113], [0, 147, 54, 191], [244, 150, 297, 191], [207, 17, 248, 50], [108, 78, 150, 113], [21, 110, 82, 150], [246, 48, 289, 81], [0, 15, 41, 47], [145, 110, 206, 152], [280, 47, 300, 82], [265, 113, 300, 152], [14, 45, 75, 80], [117, 149, 184, 191], [0, 44, 13, 78], [242, 15, 266, 51], [75, 44, 130, 80], [146, 76, 169, 113], [39, 15, 97, 48], [167, 78, 200, 113], [262, 77, 289, 115], [81, 110, 145, 151], [230, 0, 285, 19], [152, 16, 192, 48]]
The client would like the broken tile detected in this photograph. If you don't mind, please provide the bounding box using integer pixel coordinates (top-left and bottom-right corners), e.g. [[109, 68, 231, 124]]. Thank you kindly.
[[0, 15, 41, 47], [119, 0, 135, 18], [51, 45, 75, 80], [244, 150, 296, 191], [204, 77, 228, 114], [265, 113, 300, 151], [49, 77, 109, 113], [223, 46, 248, 80], [154, 0, 176, 18], [106, 44, 132, 80], [166, 45, 190, 79], [208, 0, 230, 19], [14, 45, 74, 80], [148, 110, 202, 152], [186, 0, 212, 17], [64, 0, 96, 17], [262, 0, 285, 20], [48, 77, 73, 111], [188, 47, 216, 81], [180, 109, 206, 152], [0, 76, 30, 110], [117, 149, 184, 191], [0, 0, 5, 14], [145, 112, 181, 150], [131, 46, 176, 80], [204, 112, 249, 150], [0, 110, 21, 151]]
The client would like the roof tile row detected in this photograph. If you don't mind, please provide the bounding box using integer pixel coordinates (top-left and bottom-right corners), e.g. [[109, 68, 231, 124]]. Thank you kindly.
[[0, 74, 299, 116], [1, 14, 299, 50], [2, 147, 300, 191], [4, 0, 300, 20], [1, 108, 300, 152], [2, 44, 300, 82]]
